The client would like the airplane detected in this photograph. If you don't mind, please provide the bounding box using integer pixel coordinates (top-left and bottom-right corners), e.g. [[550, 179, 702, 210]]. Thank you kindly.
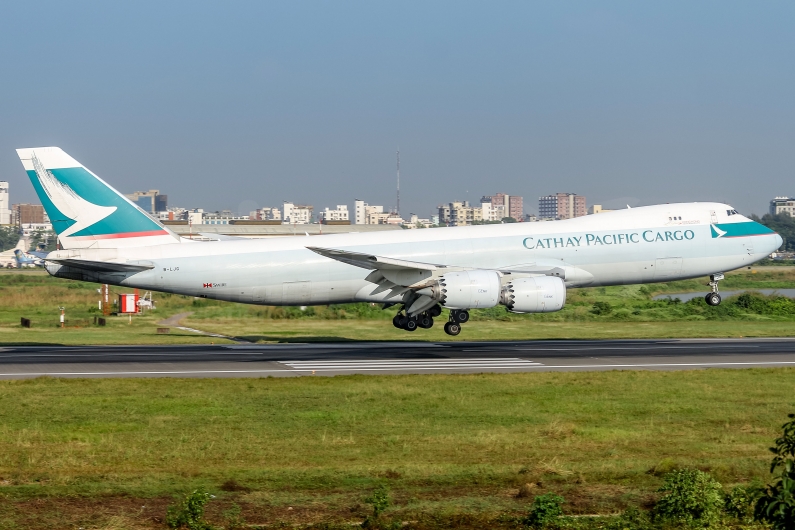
[[13, 249, 44, 268], [16, 146, 783, 336], [0, 236, 28, 268]]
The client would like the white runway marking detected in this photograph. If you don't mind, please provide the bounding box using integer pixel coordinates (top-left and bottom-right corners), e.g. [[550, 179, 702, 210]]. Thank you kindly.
[[0, 359, 793, 377], [280, 358, 542, 371]]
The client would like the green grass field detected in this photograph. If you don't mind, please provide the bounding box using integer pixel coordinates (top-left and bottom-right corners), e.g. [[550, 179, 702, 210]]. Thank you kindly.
[[0, 369, 791, 529], [1, 267, 795, 344]]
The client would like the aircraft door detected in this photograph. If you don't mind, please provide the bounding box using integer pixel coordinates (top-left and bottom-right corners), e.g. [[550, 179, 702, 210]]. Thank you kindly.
[[653, 257, 683, 280], [282, 281, 312, 305]]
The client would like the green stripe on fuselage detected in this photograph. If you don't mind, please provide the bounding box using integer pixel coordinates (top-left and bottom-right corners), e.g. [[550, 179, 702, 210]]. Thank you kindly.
[[711, 221, 774, 238]]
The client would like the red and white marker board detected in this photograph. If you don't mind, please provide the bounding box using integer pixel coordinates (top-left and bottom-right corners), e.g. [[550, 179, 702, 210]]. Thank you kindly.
[[119, 293, 140, 314]]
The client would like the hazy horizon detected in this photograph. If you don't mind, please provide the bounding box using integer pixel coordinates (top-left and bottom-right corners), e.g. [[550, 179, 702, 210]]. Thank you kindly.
[[1, 1, 793, 218]]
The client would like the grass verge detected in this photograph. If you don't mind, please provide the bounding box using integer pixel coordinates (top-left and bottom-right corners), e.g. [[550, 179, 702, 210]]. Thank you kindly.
[[0, 369, 791, 528]]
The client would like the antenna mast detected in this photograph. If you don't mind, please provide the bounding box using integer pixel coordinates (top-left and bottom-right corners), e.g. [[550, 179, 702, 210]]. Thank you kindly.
[[396, 149, 400, 216]]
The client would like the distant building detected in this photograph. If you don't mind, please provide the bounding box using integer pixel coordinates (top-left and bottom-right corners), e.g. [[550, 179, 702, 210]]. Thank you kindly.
[[482, 193, 523, 221], [126, 190, 167, 214], [319, 205, 349, 222], [203, 210, 250, 225], [405, 214, 434, 228], [283, 202, 313, 224], [13, 203, 46, 225], [250, 207, 282, 221], [588, 204, 613, 215], [0, 181, 10, 225], [156, 207, 190, 221], [771, 197, 795, 216], [539, 193, 586, 220], [438, 201, 482, 226], [354, 200, 388, 224]]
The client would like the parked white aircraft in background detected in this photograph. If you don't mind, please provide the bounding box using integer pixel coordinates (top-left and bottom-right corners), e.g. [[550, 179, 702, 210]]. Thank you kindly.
[[0, 237, 28, 268], [17, 147, 783, 335]]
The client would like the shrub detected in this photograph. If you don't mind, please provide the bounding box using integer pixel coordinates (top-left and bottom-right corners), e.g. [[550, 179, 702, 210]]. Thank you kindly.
[[524, 493, 564, 528], [652, 469, 723, 527], [590, 301, 612, 316], [362, 485, 390, 528], [755, 413, 795, 529], [166, 488, 215, 530], [724, 484, 758, 523]]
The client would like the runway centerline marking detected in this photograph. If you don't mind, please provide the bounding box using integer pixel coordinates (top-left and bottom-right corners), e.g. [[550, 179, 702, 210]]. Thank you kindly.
[[280, 358, 542, 370]]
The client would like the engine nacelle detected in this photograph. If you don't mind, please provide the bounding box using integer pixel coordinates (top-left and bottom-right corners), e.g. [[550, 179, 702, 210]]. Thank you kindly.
[[501, 276, 566, 313], [423, 270, 501, 309]]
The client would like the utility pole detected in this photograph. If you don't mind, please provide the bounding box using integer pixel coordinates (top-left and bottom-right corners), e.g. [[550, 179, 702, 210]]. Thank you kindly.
[[396, 149, 400, 216]]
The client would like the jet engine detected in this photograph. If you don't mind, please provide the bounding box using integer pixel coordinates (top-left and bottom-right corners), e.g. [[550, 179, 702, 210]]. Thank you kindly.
[[417, 270, 501, 309], [500, 276, 566, 313]]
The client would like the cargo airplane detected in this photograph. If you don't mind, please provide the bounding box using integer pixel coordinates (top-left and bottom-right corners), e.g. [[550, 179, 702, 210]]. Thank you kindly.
[[16, 147, 782, 335]]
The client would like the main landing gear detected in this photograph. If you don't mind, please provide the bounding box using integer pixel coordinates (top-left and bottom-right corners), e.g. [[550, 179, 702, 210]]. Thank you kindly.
[[393, 304, 443, 332], [705, 273, 724, 306], [393, 305, 470, 335]]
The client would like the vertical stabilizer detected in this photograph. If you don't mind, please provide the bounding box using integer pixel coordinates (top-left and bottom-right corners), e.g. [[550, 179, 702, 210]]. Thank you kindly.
[[16, 147, 179, 249]]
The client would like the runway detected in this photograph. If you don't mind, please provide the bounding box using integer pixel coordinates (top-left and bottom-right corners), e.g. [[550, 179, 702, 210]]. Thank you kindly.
[[1, 338, 795, 378]]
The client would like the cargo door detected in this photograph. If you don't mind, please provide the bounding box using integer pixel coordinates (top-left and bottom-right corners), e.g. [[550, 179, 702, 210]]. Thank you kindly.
[[653, 257, 683, 280], [282, 281, 312, 304]]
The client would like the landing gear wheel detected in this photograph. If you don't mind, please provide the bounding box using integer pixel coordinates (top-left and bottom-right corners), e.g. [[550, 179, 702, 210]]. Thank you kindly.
[[404, 318, 418, 331], [453, 310, 470, 324], [705, 293, 722, 306], [417, 314, 433, 329], [392, 314, 403, 328], [444, 322, 461, 336], [428, 304, 442, 317]]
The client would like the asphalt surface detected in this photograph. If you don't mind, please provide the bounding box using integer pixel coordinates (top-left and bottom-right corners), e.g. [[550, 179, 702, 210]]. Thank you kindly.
[[1, 338, 795, 378]]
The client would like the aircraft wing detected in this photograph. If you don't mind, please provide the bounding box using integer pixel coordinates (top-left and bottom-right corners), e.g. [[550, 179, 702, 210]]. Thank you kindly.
[[307, 246, 457, 308], [46, 259, 155, 273], [307, 246, 446, 272], [28, 251, 49, 259]]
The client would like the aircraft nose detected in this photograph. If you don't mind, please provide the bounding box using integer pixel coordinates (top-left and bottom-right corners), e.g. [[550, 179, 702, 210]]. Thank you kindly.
[[774, 232, 784, 250]]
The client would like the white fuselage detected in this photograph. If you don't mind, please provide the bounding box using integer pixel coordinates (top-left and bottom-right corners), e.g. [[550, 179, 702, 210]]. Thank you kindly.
[[46, 202, 781, 307]]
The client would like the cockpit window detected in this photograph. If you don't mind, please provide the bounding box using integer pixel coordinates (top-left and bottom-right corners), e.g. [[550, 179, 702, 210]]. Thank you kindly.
[[726, 209, 739, 216]]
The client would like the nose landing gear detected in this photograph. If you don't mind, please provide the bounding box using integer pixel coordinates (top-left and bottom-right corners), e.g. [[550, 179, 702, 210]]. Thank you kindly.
[[705, 273, 724, 306]]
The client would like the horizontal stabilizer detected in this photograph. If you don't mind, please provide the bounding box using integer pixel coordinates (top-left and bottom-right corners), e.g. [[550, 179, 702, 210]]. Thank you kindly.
[[46, 259, 155, 273]]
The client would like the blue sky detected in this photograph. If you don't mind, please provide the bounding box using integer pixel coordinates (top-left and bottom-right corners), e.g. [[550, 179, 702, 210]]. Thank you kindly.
[[1, 1, 793, 217]]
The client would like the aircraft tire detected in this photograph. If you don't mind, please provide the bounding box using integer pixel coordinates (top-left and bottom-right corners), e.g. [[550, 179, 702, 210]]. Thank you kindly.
[[444, 322, 461, 336], [418, 314, 433, 328], [393, 314, 404, 328], [428, 304, 442, 317], [705, 293, 721, 306], [454, 310, 470, 324], [405, 318, 418, 331]]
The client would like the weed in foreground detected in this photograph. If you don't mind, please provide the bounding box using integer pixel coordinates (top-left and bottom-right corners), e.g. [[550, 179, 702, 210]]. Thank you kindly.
[[652, 469, 723, 527], [755, 413, 795, 529], [166, 488, 215, 530], [523, 493, 564, 528]]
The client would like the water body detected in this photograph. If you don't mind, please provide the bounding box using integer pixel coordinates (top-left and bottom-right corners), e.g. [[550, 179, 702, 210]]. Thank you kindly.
[[653, 289, 795, 303]]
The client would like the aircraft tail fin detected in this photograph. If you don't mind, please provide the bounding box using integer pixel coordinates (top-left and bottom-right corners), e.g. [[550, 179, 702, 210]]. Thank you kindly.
[[16, 147, 179, 250]]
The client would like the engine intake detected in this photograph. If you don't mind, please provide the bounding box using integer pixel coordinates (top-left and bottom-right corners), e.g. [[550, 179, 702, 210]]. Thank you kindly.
[[501, 276, 566, 313]]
